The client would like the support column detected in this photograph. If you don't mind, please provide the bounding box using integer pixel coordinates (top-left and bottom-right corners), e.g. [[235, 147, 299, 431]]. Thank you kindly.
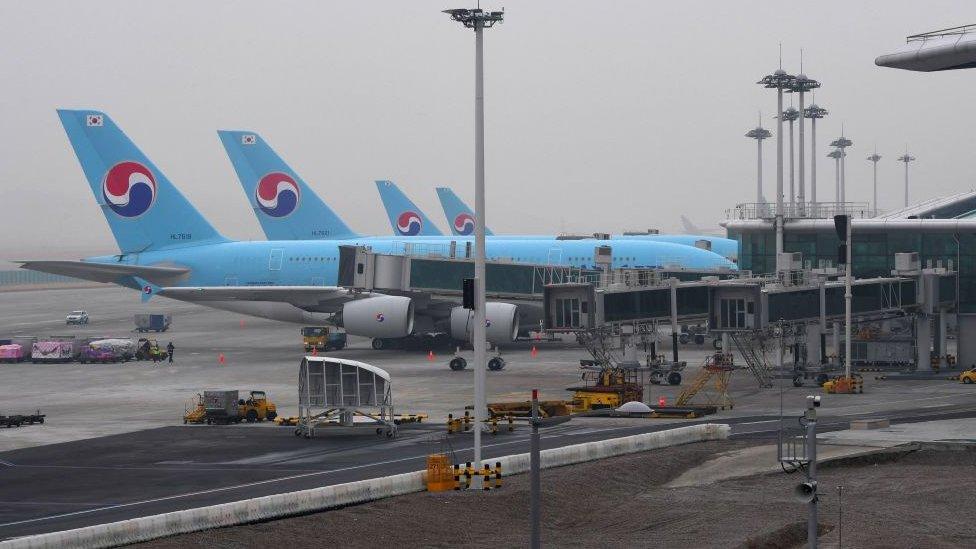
[[916, 314, 932, 372], [832, 322, 840, 365], [938, 308, 948, 369], [956, 314, 976, 369]]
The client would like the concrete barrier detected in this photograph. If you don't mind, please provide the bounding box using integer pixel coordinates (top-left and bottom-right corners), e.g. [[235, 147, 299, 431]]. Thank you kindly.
[[2, 423, 729, 549]]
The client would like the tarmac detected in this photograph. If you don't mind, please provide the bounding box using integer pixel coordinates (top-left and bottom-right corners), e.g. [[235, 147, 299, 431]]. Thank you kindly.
[[2, 286, 976, 540]]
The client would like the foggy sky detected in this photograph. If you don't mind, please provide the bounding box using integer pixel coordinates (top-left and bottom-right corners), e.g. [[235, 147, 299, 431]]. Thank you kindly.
[[2, 0, 974, 261]]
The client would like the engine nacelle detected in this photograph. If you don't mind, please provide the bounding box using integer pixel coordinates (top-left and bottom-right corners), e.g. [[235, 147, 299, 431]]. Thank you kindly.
[[450, 302, 519, 344], [340, 296, 414, 339]]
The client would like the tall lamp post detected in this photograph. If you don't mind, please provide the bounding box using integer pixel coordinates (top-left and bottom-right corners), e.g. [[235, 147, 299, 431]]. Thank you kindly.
[[758, 67, 795, 254], [745, 119, 772, 210], [867, 150, 882, 215], [898, 148, 916, 207], [804, 103, 828, 212], [828, 149, 844, 203], [830, 134, 853, 204], [780, 106, 800, 211], [787, 72, 821, 216], [444, 6, 504, 486]]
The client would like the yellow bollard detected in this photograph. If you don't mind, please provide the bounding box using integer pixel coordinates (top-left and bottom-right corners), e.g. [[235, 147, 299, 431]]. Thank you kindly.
[[453, 464, 461, 490], [494, 461, 502, 489], [507, 413, 514, 432], [464, 462, 473, 489], [447, 413, 455, 434], [463, 410, 471, 431], [490, 416, 498, 435], [482, 465, 491, 491]]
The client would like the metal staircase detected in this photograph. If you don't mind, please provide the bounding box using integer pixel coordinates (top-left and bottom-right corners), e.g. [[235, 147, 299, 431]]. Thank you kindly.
[[729, 332, 774, 388]]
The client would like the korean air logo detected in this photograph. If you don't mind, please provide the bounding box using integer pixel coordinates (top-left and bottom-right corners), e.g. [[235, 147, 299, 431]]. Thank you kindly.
[[103, 161, 157, 218], [453, 213, 475, 236], [375, 313, 385, 323], [396, 211, 423, 236], [255, 172, 300, 218]]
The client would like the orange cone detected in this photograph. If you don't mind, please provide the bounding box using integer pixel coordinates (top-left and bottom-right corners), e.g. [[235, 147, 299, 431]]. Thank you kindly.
[[218, 353, 226, 365], [427, 350, 435, 362], [239, 319, 245, 328], [658, 396, 666, 407], [530, 346, 538, 358]]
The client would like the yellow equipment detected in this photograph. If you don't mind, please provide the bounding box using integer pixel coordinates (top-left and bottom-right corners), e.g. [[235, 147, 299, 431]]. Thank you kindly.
[[958, 368, 976, 384], [183, 394, 206, 424], [676, 352, 735, 409], [823, 374, 864, 394], [239, 390, 277, 422], [301, 326, 347, 352]]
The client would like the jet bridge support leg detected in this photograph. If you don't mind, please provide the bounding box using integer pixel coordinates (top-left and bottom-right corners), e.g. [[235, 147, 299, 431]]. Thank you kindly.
[[916, 314, 932, 372]]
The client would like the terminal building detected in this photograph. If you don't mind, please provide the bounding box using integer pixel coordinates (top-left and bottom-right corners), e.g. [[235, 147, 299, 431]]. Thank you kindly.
[[724, 193, 976, 367]]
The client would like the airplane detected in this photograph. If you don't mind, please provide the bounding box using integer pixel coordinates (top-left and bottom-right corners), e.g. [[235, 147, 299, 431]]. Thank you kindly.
[[23, 111, 734, 351], [217, 130, 738, 262], [432, 186, 739, 262]]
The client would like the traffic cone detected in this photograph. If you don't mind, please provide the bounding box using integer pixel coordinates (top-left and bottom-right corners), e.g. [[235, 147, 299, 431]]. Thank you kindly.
[[427, 350, 435, 362], [658, 396, 666, 407], [218, 353, 226, 365], [530, 346, 538, 358], [311, 347, 318, 356], [239, 319, 245, 329]]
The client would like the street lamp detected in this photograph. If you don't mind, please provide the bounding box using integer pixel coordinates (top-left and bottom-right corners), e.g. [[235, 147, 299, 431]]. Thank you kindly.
[[444, 6, 504, 488], [867, 150, 882, 215], [745, 117, 772, 209], [779, 107, 800, 211], [758, 67, 795, 253], [897, 148, 916, 207], [788, 72, 821, 216], [827, 149, 844, 203], [803, 103, 828, 211], [829, 133, 853, 204]]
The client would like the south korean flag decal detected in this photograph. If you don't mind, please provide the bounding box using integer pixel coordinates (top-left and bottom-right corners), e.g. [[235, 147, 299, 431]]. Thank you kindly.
[[241, 134, 257, 145], [86, 114, 104, 127]]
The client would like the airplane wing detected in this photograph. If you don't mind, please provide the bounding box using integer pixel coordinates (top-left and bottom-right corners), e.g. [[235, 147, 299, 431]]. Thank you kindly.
[[158, 285, 364, 312], [18, 260, 190, 286]]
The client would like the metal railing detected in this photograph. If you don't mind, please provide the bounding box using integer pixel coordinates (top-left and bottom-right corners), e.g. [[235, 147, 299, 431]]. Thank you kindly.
[[727, 202, 876, 220], [907, 24, 976, 42]]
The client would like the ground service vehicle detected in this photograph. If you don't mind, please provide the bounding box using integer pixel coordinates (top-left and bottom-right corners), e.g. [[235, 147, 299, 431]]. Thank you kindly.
[[0, 344, 25, 363], [31, 341, 74, 363], [959, 368, 976, 384], [134, 314, 171, 332], [823, 374, 864, 394], [301, 326, 346, 352], [65, 311, 89, 325], [239, 391, 277, 422], [201, 390, 277, 424]]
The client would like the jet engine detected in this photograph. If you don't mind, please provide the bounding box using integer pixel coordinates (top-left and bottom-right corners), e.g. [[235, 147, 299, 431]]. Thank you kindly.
[[450, 302, 519, 344], [339, 296, 414, 339]]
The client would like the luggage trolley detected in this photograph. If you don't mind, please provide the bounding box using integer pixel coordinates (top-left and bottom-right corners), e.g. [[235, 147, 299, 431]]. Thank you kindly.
[[297, 357, 398, 439]]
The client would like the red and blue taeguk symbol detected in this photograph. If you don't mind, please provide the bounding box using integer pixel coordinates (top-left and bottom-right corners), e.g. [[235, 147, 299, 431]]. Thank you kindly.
[[375, 313, 385, 323], [256, 172, 300, 218], [103, 161, 157, 218], [396, 211, 423, 236], [453, 213, 475, 236]]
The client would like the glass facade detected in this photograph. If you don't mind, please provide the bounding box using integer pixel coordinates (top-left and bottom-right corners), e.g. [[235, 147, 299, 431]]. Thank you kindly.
[[729, 228, 970, 311]]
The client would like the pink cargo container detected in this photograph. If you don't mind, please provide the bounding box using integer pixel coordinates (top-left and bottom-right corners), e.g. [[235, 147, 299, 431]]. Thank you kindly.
[[0, 344, 24, 363], [31, 341, 74, 363]]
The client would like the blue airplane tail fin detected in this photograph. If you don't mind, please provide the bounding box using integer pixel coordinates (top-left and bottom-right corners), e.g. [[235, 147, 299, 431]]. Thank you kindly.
[[57, 110, 227, 254], [217, 130, 357, 241], [375, 180, 444, 236], [435, 187, 493, 236]]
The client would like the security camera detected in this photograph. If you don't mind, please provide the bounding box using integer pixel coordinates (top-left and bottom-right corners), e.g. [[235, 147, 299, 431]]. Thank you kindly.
[[806, 395, 821, 409], [794, 481, 818, 503]]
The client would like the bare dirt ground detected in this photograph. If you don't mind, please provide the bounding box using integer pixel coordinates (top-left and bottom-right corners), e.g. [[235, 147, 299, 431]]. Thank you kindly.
[[135, 440, 976, 549]]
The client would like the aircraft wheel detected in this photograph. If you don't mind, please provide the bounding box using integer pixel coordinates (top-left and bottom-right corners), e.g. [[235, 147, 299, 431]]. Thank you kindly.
[[488, 357, 506, 371], [667, 372, 682, 386], [371, 338, 387, 350], [449, 357, 467, 371]]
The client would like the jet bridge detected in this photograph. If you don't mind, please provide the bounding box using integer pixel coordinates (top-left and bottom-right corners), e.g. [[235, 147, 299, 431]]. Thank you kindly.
[[544, 259, 956, 378]]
